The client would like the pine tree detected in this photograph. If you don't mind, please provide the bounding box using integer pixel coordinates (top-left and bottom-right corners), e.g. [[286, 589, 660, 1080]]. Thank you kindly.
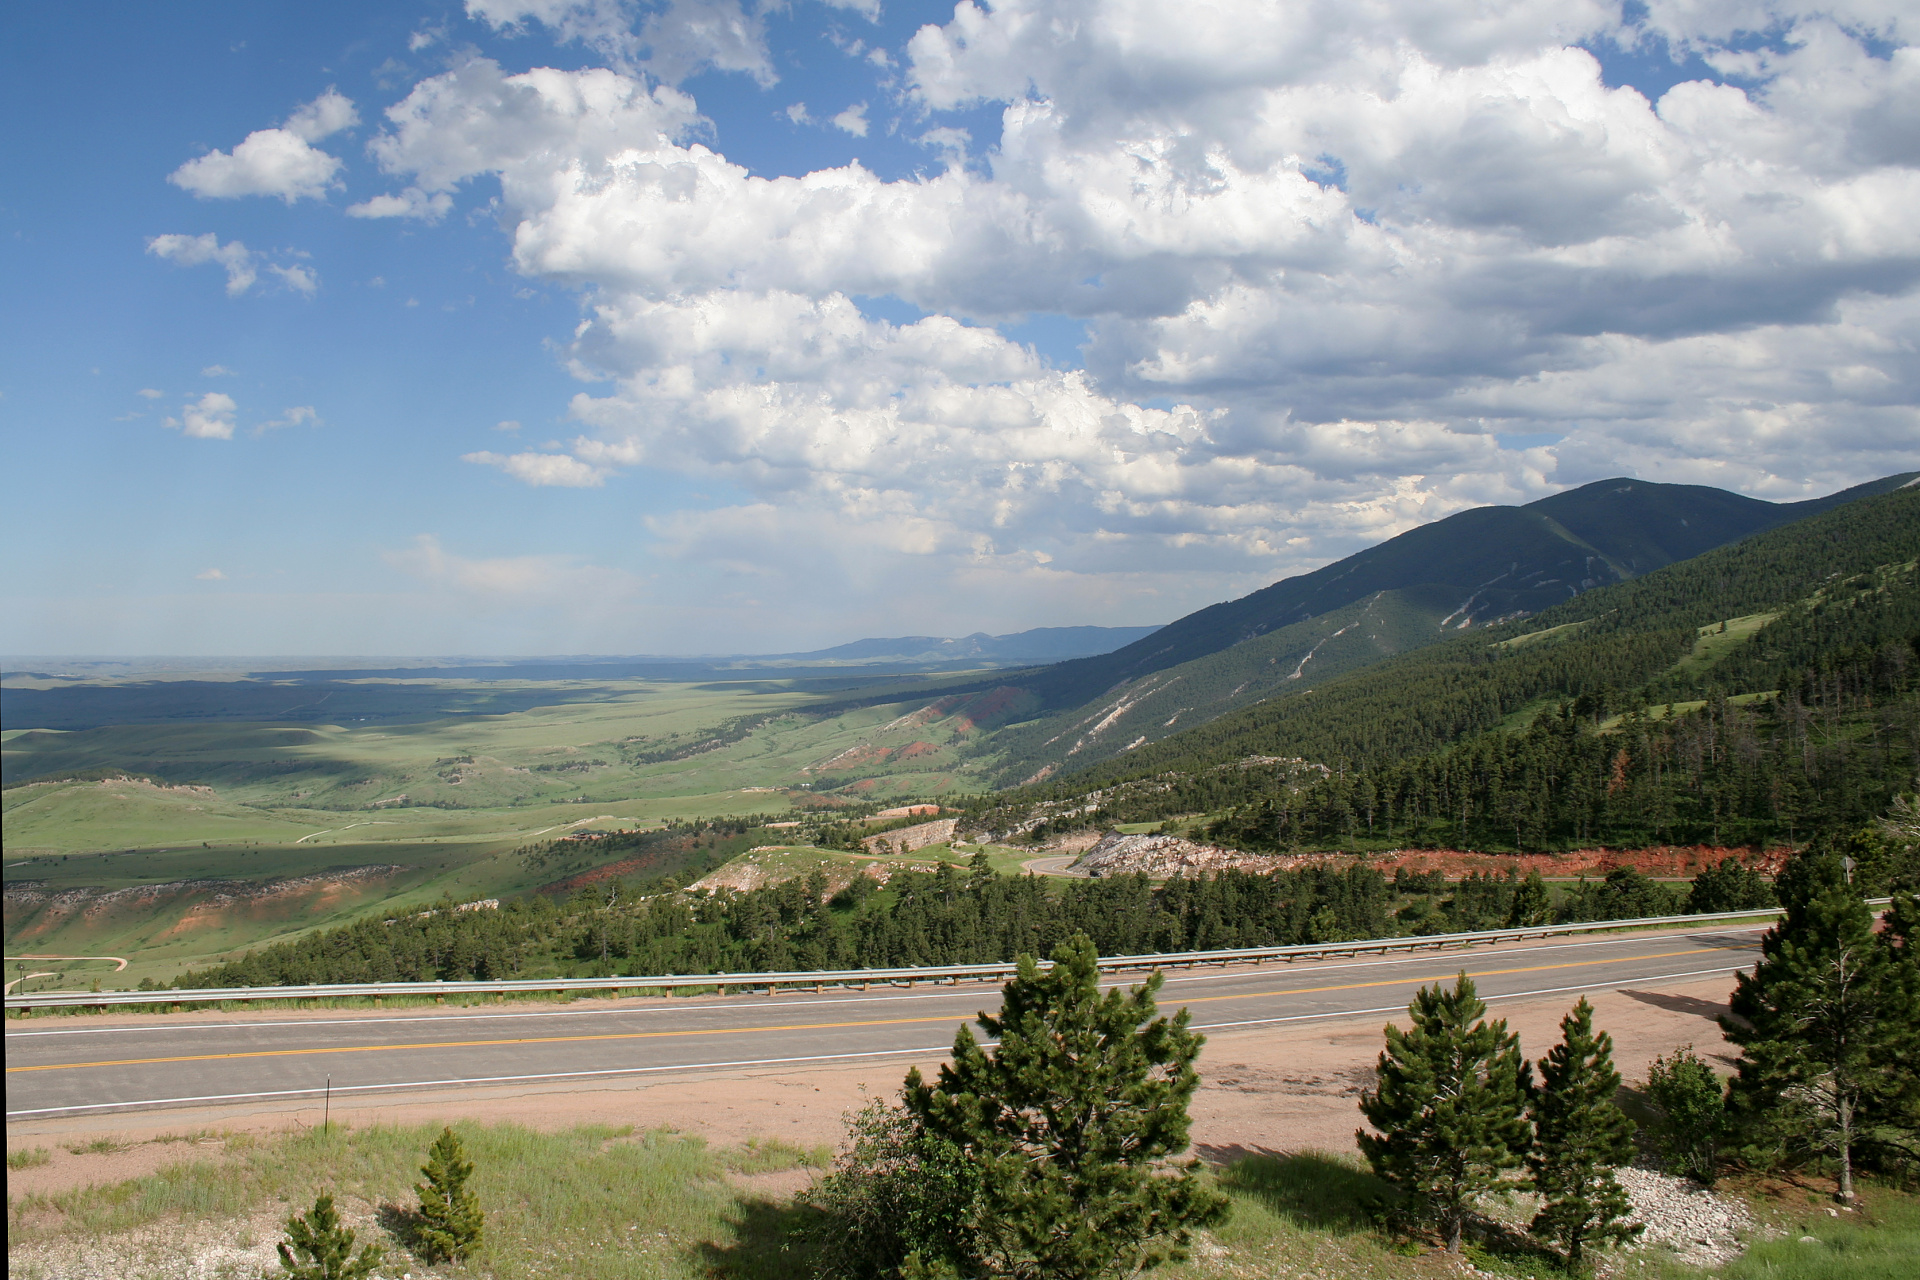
[[1528, 998, 1642, 1265], [273, 1193, 385, 1280], [1357, 973, 1533, 1252], [415, 1126, 484, 1262], [904, 933, 1229, 1279], [1506, 869, 1552, 927], [1722, 861, 1919, 1201]]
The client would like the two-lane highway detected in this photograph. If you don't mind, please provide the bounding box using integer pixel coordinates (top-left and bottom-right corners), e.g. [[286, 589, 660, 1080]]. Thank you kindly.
[[4, 926, 1762, 1120]]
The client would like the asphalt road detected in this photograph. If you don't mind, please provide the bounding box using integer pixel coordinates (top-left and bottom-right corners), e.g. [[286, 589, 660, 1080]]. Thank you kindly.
[[4, 926, 1762, 1120]]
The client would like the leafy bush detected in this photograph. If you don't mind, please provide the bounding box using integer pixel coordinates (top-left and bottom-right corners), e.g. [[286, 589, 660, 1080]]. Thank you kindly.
[[806, 1098, 980, 1279], [1644, 1046, 1726, 1185]]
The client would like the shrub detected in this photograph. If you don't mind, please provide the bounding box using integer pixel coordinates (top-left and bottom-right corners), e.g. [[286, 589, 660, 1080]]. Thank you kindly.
[[806, 1097, 980, 1278], [271, 1193, 385, 1279], [1644, 1046, 1726, 1185]]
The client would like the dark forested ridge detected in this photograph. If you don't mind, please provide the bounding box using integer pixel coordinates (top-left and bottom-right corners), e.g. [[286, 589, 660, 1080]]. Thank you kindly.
[[971, 473, 1918, 783], [966, 486, 1920, 850]]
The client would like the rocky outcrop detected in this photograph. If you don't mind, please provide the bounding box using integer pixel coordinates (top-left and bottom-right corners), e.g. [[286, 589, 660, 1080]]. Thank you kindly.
[[1070, 833, 1292, 878], [861, 817, 958, 855]]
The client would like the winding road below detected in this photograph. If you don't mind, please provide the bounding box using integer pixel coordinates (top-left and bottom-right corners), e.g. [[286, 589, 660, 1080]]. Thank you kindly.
[[4, 924, 1763, 1124]]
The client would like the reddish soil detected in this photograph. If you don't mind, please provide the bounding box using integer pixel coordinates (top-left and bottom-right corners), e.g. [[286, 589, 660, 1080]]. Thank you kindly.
[[943, 686, 1032, 734], [1253, 845, 1783, 880], [893, 742, 942, 761]]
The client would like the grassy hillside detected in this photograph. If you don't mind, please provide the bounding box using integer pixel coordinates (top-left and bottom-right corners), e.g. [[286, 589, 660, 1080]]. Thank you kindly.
[[969, 473, 1918, 783], [971, 485, 1920, 848]]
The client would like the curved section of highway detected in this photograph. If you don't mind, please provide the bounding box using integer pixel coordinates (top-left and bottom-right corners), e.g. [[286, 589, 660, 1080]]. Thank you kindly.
[[4, 926, 1761, 1120]]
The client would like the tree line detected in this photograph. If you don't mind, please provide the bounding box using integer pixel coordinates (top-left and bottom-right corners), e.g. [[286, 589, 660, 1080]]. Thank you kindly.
[[173, 851, 1797, 991]]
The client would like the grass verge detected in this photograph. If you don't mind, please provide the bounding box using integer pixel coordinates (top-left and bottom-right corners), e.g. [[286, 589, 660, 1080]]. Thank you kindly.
[[8, 1121, 823, 1279]]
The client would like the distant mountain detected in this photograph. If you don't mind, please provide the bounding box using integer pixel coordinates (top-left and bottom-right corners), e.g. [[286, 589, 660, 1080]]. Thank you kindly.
[[785, 626, 1163, 665], [977, 472, 1919, 783], [971, 482, 1920, 852]]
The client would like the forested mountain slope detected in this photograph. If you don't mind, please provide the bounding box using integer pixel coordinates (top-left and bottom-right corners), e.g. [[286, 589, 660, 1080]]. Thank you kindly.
[[966, 483, 1920, 852], [975, 474, 1917, 784]]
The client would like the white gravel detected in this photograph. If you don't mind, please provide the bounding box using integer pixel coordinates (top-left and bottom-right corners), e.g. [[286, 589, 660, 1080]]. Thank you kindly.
[[1615, 1166, 1759, 1266]]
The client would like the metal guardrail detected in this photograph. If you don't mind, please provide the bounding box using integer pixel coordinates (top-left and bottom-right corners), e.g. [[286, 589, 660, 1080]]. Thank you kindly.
[[10, 900, 1887, 1014]]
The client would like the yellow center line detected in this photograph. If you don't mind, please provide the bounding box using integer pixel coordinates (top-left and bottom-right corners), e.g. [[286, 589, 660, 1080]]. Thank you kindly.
[[6, 947, 1726, 1075]]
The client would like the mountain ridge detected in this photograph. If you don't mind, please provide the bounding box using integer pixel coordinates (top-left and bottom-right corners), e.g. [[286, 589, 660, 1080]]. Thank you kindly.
[[969, 472, 1920, 784]]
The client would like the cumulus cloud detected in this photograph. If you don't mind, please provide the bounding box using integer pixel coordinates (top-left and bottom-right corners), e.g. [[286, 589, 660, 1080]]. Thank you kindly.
[[346, 2, 1918, 620], [168, 89, 356, 202], [346, 186, 454, 220], [148, 235, 317, 297], [148, 234, 258, 295], [830, 102, 869, 136], [165, 392, 239, 440], [195, 568, 228, 581], [463, 449, 609, 486]]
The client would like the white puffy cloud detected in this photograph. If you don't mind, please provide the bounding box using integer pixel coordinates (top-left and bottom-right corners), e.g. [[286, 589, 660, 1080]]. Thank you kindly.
[[463, 449, 610, 486], [830, 102, 868, 136], [195, 568, 228, 581], [168, 89, 356, 202], [166, 392, 239, 440], [269, 263, 319, 295], [147, 233, 257, 295], [147, 235, 319, 297], [341, 1, 1918, 626], [347, 186, 454, 220]]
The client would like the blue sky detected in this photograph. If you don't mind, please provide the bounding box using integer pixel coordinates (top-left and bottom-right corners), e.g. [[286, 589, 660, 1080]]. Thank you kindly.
[[3, 1, 1915, 656]]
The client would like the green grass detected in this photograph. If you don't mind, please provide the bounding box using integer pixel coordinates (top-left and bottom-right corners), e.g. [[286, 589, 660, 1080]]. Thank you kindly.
[[1667, 612, 1781, 679], [7, 1146, 51, 1169], [7, 1122, 821, 1280], [15, 1124, 1920, 1279], [2, 672, 999, 836], [1722, 1193, 1920, 1280]]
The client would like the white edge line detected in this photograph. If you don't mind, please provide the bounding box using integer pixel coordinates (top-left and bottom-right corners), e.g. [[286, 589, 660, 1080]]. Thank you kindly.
[[3, 1045, 962, 1119], [1190, 965, 1747, 1032], [5, 929, 1767, 1039], [5, 964, 1749, 1120]]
